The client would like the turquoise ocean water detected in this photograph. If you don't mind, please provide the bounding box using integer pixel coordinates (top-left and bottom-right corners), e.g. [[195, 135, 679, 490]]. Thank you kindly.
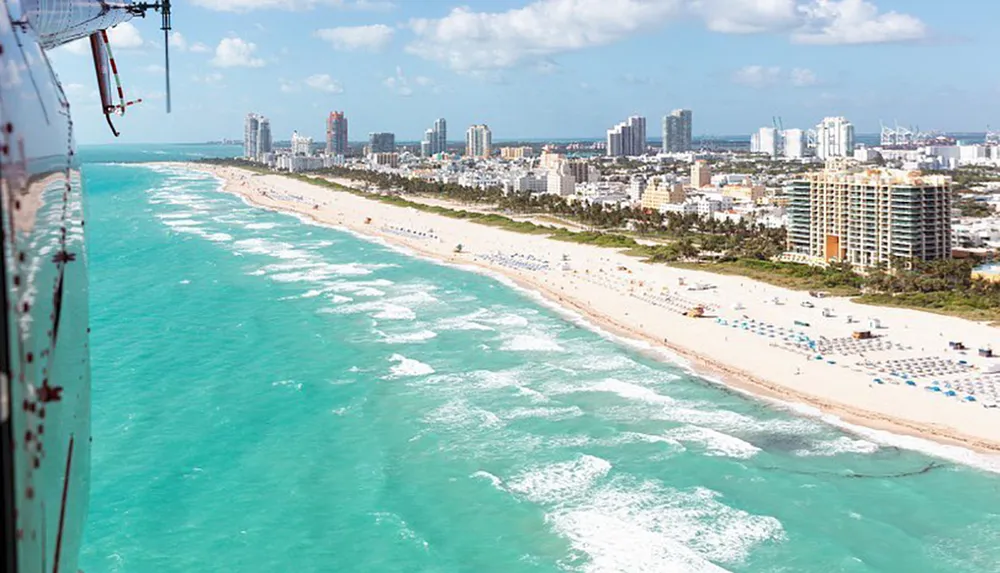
[[78, 145, 1000, 572]]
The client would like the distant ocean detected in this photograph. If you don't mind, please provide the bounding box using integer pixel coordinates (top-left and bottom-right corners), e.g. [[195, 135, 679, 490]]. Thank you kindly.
[[79, 144, 1000, 572]]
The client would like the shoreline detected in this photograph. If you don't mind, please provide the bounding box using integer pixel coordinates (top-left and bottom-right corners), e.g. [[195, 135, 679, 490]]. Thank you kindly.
[[167, 162, 1000, 460]]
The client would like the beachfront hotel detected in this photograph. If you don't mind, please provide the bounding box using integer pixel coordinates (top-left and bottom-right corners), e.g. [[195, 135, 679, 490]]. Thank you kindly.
[[786, 164, 952, 267]]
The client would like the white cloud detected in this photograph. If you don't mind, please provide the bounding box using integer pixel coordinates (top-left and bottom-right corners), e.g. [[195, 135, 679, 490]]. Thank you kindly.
[[57, 39, 90, 56], [211, 37, 266, 67], [693, 0, 798, 34], [189, 0, 392, 12], [193, 72, 225, 84], [279, 78, 300, 93], [145, 64, 166, 73], [407, 0, 679, 72], [315, 24, 394, 51], [190, 42, 210, 53], [382, 66, 413, 96], [169, 31, 187, 51], [792, 0, 926, 44], [732, 65, 782, 88], [108, 22, 144, 49], [406, 0, 927, 72], [790, 67, 818, 86], [733, 65, 819, 87], [305, 73, 343, 93]]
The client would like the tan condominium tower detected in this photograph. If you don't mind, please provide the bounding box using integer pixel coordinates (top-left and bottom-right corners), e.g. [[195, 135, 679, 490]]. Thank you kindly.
[[786, 165, 951, 268]]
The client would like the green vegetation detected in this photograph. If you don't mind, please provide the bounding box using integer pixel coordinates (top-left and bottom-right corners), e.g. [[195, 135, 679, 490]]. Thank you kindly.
[[672, 259, 864, 296], [956, 198, 994, 218], [199, 157, 1000, 324]]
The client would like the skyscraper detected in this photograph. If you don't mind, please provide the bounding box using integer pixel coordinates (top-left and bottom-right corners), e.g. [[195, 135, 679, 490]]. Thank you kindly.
[[751, 127, 779, 157], [256, 117, 272, 159], [815, 116, 855, 159], [244, 113, 260, 159], [783, 129, 807, 159], [434, 118, 447, 154], [466, 124, 492, 158], [326, 111, 348, 156], [421, 118, 447, 157], [662, 109, 693, 153], [368, 132, 396, 154], [605, 115, 646, 157]]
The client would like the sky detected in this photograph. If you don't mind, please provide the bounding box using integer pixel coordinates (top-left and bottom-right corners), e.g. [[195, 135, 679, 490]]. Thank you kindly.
[[46, 0, 997, 145]]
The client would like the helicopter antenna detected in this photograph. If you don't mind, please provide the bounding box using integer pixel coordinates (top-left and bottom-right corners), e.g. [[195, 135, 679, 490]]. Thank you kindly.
[[128, 0, 172, 113]]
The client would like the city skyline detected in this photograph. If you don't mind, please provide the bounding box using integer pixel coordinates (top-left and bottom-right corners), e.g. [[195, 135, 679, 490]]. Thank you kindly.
[[47, 0, 995, 144]]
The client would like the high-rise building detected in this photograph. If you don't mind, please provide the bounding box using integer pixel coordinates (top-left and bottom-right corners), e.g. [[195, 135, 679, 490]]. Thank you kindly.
[[662, 109, 693, 153], [434, 118, 447, 154], [466, 124, 492, 158], [751, 127, 779, 157], [783, 129, 807, 159], [568, 160, 599, 184], [256, 117, 272, 159], [605, 115, 647, 157], [786, 166, 952, 267], [691, 160, 711, 188], [244, 113, 260, 159], [421, 118, 448, 157], [815, 116, 854, 159], [368, 132, 396, 154], [291, 130, 313, 156], [547, 162, 576, 196], [606, 127, 623, 157], [326, 111, 348, 155]]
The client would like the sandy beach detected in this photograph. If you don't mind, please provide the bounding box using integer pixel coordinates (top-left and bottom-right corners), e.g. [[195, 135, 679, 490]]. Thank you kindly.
[[174, 162, 1000, 455]]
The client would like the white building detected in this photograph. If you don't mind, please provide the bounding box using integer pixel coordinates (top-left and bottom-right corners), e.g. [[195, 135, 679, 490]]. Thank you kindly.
[[546, 163, 576, 196], [815, 116, 855, 159], [751, 127, 779, 157], [783, 129, 807, 159], [606, 115, 646, 157], [244, 113, 260, 159], [512, 174, 547, 194], [628, 177, 645, 202], [291, 131, 313, 155], [466, 124, 492, 158]]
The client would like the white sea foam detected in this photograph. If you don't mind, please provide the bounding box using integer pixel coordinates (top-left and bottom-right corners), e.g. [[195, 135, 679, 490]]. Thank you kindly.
[[516, 385, 550, 403], [509, 456, 782, 572], [502, 406, 584, 421], [501, 331, 564, 353], [329, 295, 353, 303], [272, 379, 303, 391], [424, 399, 502, 428], [588, 378, 676, 405], [471, 470, 506, 491], [508, 455, 612, 504], [246, 222, 279, 230], [434, 310, 495, 332], [777, 401, 1000, 474], [373, 304, 416, 320], [793, 436, 880, 457], [387, 354, 435, 377], [162, 218, 202, 227], [157, 212, 200, 220], [205, 232, 233, 242], [380, 329, 438, 344], [352, 287, 386, 297], [665, 425, 761, 459]]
